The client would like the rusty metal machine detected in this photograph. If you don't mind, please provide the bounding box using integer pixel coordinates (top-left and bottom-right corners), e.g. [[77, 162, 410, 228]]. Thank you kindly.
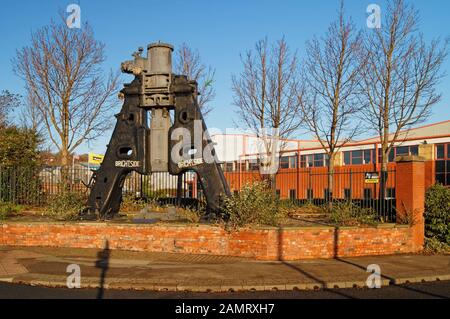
[[86, 42, 230, 219]]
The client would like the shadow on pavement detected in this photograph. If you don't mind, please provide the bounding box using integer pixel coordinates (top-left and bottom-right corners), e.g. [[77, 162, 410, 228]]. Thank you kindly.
[[334, 257, 448, 299], [277, 226, 448, 299], [333, 225, 448, 299], [277, 228, 356, 299], [95, 240, 111, 300]]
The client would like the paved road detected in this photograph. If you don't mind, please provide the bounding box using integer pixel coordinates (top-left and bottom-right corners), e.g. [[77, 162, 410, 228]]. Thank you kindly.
[[0, 281, 449, 299]]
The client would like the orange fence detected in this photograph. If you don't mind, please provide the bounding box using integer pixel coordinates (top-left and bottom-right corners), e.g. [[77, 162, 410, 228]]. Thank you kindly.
[[224, 164, 397, 201]]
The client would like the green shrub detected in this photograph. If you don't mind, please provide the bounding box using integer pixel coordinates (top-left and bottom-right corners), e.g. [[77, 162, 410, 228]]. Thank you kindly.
[[328, 202, 379, 227], [425, 184, 450, 245], [425, 237, 450, 254], [223, 181, 285, 229], [120, 194, 148, 213], [0, 125, 42, 205], [176, 206, 203, 223], [0, 126, 41, 167], [48, 192, 85, 221], [0, 201, 24, 220], [395, 202, 418, 226]]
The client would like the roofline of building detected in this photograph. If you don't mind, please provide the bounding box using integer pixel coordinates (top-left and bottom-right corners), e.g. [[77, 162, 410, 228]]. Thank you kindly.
[[356, 119, 450, 143], [210, 133, 319, 144], [211, 120, 450, 146], [237, 133, 450, 159]]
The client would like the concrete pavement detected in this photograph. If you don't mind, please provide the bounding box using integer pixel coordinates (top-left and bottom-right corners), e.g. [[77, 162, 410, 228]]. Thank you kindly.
[[0, 246, 449, 292]]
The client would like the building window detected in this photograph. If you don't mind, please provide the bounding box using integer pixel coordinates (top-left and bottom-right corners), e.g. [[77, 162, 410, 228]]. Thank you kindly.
[[364, 188, 372, 200], [436, 143, 450, 186], [289, 189, 296, 200], [352, 150, 364, 165], [344, 150, 375, 165], [300, 154, 328, 168], [300, 155, 313, 168], [344, 152, 350, 165], [378, 145, 419, 163], [344, 188, 351, 200], [315, 154, 325, 167], [388, 148, 395, 162], [248, 160, 259, 171], [395, 145, 418, 156], [324, 188, 331, 200], [289, 156, 298, 169], [436, 144, 445, 159], [280, 156, 290, 169], [344, 145, 420, 166], [239, 162, 247, 172], [280, 156, 298, 169]]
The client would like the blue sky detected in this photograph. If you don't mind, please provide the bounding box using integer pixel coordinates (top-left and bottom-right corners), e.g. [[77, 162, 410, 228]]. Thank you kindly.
[[0, 0, 449, 154]]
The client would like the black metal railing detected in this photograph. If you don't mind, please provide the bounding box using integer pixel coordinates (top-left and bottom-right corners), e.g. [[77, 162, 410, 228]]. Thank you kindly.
[[0, 166, 202, 208], [225, 166, 397, 222], [0, 165, 396, 221]]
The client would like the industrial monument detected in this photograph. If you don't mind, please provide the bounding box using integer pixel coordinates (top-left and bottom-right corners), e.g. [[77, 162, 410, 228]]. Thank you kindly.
[[87, 43, 230, 218]]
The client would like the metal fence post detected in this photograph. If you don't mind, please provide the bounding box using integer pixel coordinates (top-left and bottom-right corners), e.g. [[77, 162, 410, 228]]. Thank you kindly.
[[12, 168, 16, 204], [308, 168, 312, 204], [349, 169, 353, 202]]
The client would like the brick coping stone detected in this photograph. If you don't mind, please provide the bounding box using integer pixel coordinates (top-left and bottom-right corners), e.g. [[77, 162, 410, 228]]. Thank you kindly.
[[0, 220, 402, 229]]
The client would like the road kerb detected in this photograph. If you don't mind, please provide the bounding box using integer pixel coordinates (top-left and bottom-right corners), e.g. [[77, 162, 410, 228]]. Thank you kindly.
[[3, 275, 450, 292]]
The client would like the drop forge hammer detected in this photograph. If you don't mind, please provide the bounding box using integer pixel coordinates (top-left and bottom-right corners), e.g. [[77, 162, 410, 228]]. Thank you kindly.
[[86, 43, 230, 219]]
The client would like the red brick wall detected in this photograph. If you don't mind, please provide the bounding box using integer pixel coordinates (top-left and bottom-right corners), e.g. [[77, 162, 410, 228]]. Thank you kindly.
[[0, 222, 418, 260]]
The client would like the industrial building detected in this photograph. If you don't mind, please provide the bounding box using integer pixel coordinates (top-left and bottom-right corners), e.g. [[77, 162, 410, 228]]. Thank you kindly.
[[210, 120, 450, 200]]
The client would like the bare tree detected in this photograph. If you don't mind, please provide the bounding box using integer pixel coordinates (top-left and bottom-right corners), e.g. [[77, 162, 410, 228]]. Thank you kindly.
[[13, 18, 120, 167], [174, 43, 216, 116], [360, 0, 448, 198], [301, 3, 364, 202], [19, 93, 45, 136], [0, 90, 21, 127], [232, 37, 302, 187]]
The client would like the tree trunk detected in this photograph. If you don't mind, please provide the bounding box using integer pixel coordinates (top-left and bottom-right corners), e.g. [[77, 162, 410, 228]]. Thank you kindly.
[[327, 153, 335, 210], [379, 142, 389, 220], [61, 148, 69, 167], [60, 148, 70, 192], [380, 141, 389, 200], [269, 173, 276, 194], [262, 173, 277, 194]]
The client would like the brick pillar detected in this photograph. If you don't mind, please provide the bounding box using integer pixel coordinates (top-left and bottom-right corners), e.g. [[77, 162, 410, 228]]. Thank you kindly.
[[395, 156, 425, 251]]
